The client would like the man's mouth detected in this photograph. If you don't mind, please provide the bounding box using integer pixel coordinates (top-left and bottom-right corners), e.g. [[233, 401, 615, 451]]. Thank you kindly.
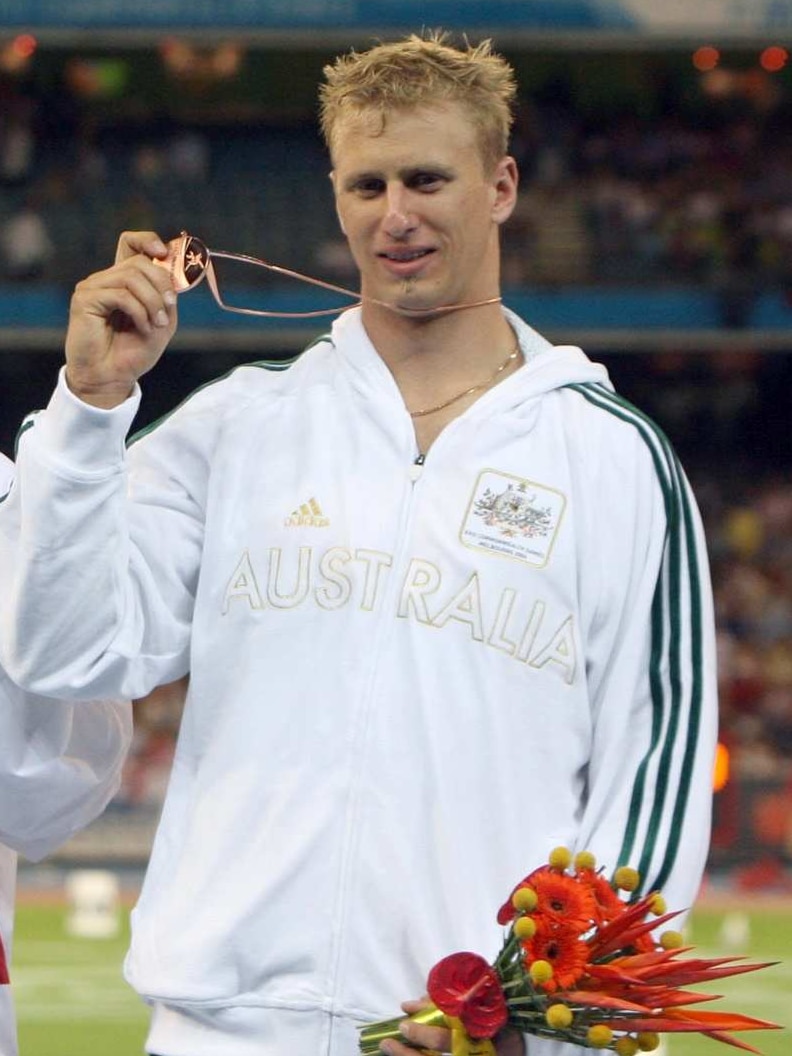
[[379, 248, 435, 263]]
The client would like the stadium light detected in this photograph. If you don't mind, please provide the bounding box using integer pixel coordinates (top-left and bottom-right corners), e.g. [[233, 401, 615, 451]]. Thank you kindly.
[[760, 46, 789, 73], [713, 742, 730, 793], [692, 46, 720, 73], [0, 33, 37, 73]]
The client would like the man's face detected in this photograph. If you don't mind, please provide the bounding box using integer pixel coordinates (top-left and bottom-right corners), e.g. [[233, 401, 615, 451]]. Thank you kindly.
[[330, 102, 517, 316]]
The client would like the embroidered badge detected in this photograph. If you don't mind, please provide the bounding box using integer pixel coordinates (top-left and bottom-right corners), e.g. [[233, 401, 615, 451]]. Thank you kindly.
[[461, 470, 565, 567]]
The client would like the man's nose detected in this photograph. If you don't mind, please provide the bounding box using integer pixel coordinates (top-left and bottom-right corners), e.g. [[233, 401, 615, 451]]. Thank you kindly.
[[382, 186, 417, 238]]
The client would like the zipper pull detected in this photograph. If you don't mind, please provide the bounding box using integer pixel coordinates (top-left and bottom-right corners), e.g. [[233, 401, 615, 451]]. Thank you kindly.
[[408, 452, 425, 482]]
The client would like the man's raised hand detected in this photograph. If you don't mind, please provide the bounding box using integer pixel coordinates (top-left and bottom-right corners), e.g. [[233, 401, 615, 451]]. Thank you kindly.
[[65, 230, 179, 409]]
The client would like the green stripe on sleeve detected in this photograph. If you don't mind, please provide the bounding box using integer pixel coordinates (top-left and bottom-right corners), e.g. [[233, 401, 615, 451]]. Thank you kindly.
[[567, 383, 706, 895]]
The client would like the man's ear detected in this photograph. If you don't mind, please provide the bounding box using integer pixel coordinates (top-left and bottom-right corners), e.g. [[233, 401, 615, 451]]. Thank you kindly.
[[329, 170, 347, 235], [491, 156, 519, 226]]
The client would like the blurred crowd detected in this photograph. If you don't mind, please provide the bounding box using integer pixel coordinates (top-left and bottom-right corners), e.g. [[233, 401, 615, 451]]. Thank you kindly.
[[705, 473, 792, 882], [707, 479, 792, 778], [2, 69, 792, 311], [503, 104, 792, 303]]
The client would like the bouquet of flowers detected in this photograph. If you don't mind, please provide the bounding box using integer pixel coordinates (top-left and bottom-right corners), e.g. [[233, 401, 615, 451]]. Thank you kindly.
[[359, 848, 781, 1055]]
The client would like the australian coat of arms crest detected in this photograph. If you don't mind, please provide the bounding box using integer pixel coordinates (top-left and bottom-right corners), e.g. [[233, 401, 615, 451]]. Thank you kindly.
[[461, 471, 565, 566]]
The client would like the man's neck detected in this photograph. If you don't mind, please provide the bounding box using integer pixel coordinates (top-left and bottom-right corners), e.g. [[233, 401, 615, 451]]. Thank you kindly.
[[361, 302, 521, 452]]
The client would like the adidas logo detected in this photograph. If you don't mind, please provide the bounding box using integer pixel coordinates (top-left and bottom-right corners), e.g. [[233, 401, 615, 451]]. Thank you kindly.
[[284, 497, 330, 528]]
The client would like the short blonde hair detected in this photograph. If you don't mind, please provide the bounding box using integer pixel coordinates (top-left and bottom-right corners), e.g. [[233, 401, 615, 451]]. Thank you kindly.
[[319, 31, 517, 172]]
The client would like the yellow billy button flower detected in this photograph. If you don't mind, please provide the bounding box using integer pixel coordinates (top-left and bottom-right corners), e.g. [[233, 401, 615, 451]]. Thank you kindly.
[[660, 929, 684, 950], [513, 916, 537, 940], [649, 893, 667, 916], [613, 866, 640, 892], [512, 886, 538, 913], [586, 1025, 614, 1048], [545, 1004, 573, 1030], [548, 846, 573, 871], [636, 1032, 661, 1051], [573, 850, 596, 872], [529, 959, 554, 985], [614, 1037, 640, 1056]]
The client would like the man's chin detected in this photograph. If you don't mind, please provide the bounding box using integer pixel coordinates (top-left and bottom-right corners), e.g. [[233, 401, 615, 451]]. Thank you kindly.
[[374, 279, 449, 317]]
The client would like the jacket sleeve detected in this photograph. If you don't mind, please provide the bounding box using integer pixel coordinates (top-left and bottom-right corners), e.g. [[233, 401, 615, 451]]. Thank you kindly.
[[0, 369, 209, 701], [0, 670, 132, 861], [571, 397, 718, 918], [0, 448, 134, 860]]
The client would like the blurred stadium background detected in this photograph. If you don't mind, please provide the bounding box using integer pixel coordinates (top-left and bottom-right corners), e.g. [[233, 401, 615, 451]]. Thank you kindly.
[[0, 0, 789, 1053]]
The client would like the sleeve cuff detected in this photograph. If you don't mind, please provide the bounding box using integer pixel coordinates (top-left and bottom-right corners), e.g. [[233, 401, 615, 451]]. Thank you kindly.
[[31, 367, 142, 476]]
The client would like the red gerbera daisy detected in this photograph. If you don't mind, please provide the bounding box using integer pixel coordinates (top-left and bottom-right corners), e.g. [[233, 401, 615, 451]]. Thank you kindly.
[[529, 868, 597, 934], [577, 869, 627, 925], [522, 920, 591, 992]]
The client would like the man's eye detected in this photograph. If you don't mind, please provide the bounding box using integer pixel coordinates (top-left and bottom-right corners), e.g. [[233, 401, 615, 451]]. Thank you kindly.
[[411, 173, 445, 191], [353, 179, 385, 197]]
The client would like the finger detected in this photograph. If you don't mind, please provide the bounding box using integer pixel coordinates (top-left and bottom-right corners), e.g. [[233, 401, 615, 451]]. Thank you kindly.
[[397, 1018, 451, 1053], [71, 284, 170, 344], [78, 262, 177, 330], [115, 230, 169, 265], [88, 289, 161, 338], [401, 998, 433, 1015], [114, 261, 178, 323], [380, 1041, 444, 1056]]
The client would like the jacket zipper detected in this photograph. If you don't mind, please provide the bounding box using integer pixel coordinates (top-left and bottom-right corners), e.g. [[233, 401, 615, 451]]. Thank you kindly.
[[324, 438, 428, 1022]]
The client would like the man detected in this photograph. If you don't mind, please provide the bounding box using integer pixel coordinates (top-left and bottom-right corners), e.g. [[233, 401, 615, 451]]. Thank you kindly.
[[0, 33, 717, 1056], [0, 454, 132, 1056]]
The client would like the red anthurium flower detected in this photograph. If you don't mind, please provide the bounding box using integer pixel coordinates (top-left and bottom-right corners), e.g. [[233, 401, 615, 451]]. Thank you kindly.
[[0, 935, 8, 985], [427, 952, 509, 1039]]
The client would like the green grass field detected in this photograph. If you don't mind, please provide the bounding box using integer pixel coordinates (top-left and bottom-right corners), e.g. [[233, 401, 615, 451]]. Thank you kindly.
[[10, 900, 791, 1056], [13, 902, 147, 1056]]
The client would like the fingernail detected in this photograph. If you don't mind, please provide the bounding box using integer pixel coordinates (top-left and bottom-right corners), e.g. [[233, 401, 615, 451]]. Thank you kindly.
[[379, 1043, 394, 1055], [163, 290, 177, 306], [155, 309, 170, 327], [150, 240, 168, 256]]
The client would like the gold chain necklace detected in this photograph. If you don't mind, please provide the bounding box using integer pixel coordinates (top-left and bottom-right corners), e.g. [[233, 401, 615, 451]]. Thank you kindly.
[[409, 346, 520, 419]]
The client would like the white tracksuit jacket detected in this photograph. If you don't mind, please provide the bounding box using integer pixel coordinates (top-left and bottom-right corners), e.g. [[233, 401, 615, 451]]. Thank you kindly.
[[0, 308, 718, 1056], [0, 454, 132, 1056]]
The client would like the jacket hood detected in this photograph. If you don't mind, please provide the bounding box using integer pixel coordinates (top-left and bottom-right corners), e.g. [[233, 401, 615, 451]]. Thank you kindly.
[[328, 305, 612, 412], [505, 307, 612, 399]]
